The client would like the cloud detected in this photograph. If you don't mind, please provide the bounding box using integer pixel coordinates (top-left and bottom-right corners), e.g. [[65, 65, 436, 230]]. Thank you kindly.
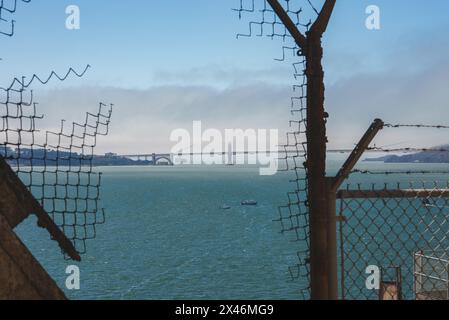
[[326, 46, 449, 150], [150, 64, 294, 88], [31, 52, 449, 155], [27, 24, 449, 155], [34, 83, 293, 154]]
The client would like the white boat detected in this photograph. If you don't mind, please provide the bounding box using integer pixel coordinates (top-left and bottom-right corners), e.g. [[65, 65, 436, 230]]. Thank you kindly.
[[241, 200, 257, 206]]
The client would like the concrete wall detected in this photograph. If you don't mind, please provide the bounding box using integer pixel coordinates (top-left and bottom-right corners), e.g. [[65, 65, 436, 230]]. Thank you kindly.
[[0, 215, 67, 300]]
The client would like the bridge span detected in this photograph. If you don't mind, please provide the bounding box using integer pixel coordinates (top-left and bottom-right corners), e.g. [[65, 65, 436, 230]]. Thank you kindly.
[[119, 149, 370, 166], [120, 153, 174, 166]]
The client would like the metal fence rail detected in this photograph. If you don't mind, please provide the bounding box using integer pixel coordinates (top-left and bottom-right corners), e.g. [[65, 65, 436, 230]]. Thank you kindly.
[[338, 183, 449, 300], [414, 251, 449, 300], [235, 0, 449, 301]]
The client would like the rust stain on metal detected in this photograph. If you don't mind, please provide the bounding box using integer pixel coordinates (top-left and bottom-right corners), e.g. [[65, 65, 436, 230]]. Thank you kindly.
[[267, 0, 337, 300]]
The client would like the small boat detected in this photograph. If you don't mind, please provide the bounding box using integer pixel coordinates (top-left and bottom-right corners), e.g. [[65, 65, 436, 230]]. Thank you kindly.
[[241, 200, 257, 206], [220, 204, 231, 210]]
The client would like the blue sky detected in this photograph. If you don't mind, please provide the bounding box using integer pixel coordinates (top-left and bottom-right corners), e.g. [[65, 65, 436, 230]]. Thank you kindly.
[[1, 0, 449, 153], [1, 0, 447, 87]]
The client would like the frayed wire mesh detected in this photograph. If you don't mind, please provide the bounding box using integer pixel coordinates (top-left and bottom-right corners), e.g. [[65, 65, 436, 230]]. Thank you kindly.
[[234, 0, 324, 299], [0, 66, 113, 258], [235, 0, 449, 301], [0, 0, 30, 37]]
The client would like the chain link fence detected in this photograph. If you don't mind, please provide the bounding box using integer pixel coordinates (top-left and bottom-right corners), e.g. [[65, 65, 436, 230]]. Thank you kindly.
[[338, 178, 449, 300], [1, 0, 113, 258], [414, 251, 448, 300], [233, 0, 449, 301], [234, 0, 329, 299], [1, 70, 113, 256]]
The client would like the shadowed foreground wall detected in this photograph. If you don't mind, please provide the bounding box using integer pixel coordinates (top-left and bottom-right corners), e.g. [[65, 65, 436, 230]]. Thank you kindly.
[[0, 215, 66, 300]]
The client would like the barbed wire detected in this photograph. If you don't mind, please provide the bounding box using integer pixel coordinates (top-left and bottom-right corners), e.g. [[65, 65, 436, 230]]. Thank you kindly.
[[235, 1, 449, 300], [351, 169, 449, 176], [385, 123, 449, 129], [349, 121, 449, 189], [367, 146, 449, 153]]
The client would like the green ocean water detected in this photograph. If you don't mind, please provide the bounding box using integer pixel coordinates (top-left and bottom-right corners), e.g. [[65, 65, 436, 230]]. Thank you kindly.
[[14, 157, 449, 300], [15, 164, 303, 299]]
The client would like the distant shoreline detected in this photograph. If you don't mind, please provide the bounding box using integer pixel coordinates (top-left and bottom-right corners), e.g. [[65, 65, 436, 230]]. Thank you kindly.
[[1, 147, 172, 167], [365, 149, 449, 164]]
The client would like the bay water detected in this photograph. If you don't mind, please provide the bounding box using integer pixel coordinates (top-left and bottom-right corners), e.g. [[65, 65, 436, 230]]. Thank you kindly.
[[14, 156, 449, 299]]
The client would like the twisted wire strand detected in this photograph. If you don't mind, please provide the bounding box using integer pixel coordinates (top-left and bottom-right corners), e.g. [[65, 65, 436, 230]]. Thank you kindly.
[[2, 65, 91, 91], [351, 170, 449, 176], [385, 123, 449, 129], [352, 122, 449, 176], [343, 122, 449, 299], [367, 146, 449, 153]]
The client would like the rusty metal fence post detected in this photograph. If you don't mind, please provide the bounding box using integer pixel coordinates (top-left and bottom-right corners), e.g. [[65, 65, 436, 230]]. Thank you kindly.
[[267, 0, 337, 300], [266, 0, 337, 299], [266, 2, 386, 300], [306, 33, 331, 301], [238, 1, 449, 300], [329, 119, 385, 299]]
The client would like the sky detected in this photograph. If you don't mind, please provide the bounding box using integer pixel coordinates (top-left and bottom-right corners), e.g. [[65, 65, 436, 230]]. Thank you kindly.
[[1, 0, 449, 154]]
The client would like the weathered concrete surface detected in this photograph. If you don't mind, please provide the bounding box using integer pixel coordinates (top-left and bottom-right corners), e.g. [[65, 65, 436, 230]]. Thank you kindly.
[[0, 157, 80, 260], [0, 159, 30, 228], [0, 215, 67, 300]]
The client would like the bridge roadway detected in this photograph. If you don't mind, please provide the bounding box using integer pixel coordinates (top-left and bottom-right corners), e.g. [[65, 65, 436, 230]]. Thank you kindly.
[[120, 153, 174, 166], [119, 149, 374, 166]]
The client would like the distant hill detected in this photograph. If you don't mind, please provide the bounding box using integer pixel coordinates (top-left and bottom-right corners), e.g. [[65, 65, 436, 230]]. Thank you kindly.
[[365, 145, 449, 163], [0, 147, 151, 166]]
